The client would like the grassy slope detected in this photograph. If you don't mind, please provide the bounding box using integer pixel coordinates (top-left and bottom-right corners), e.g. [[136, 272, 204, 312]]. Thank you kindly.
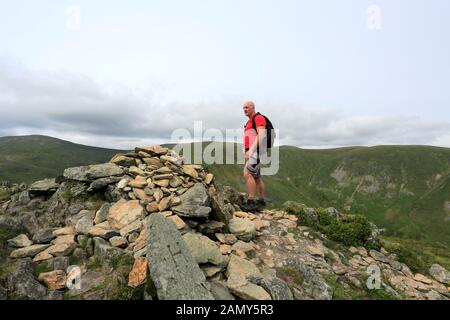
[[171, 142, 450, 247], [1, 137, 449, 248], [0, 135, 124, 184]]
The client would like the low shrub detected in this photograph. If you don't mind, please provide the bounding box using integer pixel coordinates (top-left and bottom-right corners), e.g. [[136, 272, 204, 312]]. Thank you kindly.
[[286, 205, 375, 248]]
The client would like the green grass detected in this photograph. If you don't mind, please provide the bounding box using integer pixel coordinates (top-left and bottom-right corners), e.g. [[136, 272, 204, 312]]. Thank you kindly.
[[32, 262, 53, 277], [287, 227, 301, 239], [78, 235, 91, 250], [0, 227, 19, 242], [86, 257, 102, 270], [324, 274, 400, 300], [381, 236, 450, 274], [68, 254, 79, 266], [0, 135, 124, 184], [0, 226, 20, 266], [0, 189, 11, 202], [110, 254, 134, 270], [275, 266, 305, 287]]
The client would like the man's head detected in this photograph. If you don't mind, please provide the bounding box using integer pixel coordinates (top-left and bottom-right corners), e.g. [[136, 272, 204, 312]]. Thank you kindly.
[[243, 100, 256, 118]]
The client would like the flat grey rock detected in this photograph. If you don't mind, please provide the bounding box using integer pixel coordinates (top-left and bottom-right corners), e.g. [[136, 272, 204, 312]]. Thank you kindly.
[[63, 163, 124, 182], [146, 213, 214, 300], [172, 183, 211, 218]]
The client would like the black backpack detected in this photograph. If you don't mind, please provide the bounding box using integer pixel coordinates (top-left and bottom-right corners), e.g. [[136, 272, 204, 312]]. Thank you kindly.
[[247, 112, 276, 149]]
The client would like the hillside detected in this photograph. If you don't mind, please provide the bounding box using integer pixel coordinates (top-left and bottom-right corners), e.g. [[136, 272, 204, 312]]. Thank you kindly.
[[171, 142, 450, 247], [1, 136, 449, 248], [0, 135, 124, 184]]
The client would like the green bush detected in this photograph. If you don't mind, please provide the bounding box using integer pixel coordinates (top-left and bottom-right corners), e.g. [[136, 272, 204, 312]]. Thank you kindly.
[[316, 208, 333, 226], [327, 215, 372, 247], [286, 204, 375, 248], [110, 254, 134, 270]]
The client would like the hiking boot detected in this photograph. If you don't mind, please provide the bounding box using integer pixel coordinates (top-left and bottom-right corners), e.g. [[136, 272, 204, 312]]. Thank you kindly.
[[256, 198, 266, 211], [240, 199, 258, 213]]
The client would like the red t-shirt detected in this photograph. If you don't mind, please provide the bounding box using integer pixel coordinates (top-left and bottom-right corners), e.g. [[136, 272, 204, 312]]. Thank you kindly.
[[243, 114, 266, 149]]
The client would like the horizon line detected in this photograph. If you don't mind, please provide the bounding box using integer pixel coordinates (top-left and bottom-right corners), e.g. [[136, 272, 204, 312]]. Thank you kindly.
[[1, 134, 449, 151]]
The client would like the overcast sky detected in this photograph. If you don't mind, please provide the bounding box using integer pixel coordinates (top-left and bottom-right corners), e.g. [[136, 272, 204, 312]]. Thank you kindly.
[[1, 0, 449, 149]]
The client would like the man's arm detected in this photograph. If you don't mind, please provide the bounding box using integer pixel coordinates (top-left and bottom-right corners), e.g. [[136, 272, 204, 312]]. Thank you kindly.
[[247, 126, 267, 158]]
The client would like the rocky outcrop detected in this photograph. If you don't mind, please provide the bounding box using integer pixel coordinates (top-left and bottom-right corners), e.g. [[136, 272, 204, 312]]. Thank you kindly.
[[1, 144, 449, 301], [5, 259, 63, 300]]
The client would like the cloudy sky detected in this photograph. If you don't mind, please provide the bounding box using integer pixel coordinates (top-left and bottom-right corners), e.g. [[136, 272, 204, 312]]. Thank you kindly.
[[1, 0, 449, 149]]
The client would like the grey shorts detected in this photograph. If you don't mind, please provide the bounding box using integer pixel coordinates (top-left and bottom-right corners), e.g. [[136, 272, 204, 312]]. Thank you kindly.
[[244, 160, 261, 179]]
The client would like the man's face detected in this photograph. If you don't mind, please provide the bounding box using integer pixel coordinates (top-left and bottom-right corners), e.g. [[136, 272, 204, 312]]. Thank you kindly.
[[243, 102, 254, 117]]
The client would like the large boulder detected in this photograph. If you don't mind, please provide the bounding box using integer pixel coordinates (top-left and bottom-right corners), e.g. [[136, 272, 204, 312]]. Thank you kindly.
[[260, 276, 293, 300], [325, 207, 340, 218], [107, 199, 144, 230], [286, 257, 333, 300], [7, 234, 33, 248], [254, 270, 293, 300], [303, 208, 319, 224], [225, 254, 271, 300], [369, 249, 389, 263], [63, 163, 124, 182], [146, 213, 214, 300], [33, 228, 57, 244], [208, 185, 240, 223], [429, 264, 450, 285], [182, 232, 227, 266], [208, 280, 235, 300], [135, 145, 169, 156], [111, 155, 136, 167], [38, 270, 67, 290], [228, 218, 256, 241], [5, 259, 63, 300], [10, 244, 50, 258], [172, 183, 211, 218], [29, 179, 59, 195], [88, 176, 123, 191], [93, 237, 128, 261]]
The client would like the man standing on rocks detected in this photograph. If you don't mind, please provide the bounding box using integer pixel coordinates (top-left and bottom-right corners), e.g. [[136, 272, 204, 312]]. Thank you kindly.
[[241, 100, 267, 212]]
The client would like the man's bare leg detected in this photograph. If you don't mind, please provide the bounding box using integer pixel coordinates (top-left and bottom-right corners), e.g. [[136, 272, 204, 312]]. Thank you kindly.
[[255, 177, 265, 199], [244, 171, 257, 199]]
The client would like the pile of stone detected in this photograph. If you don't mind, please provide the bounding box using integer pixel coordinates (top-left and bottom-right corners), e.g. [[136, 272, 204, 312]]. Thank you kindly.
[[4, 144, 449, 300], [3, 145, 275, 300]]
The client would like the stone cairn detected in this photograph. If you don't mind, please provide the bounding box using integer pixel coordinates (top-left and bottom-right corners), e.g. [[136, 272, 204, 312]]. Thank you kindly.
[[4, 145, 271, 300]]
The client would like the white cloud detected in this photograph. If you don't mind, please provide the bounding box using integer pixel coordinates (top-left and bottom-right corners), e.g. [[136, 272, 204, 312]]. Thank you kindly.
[[1, 58, 449, 149]]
